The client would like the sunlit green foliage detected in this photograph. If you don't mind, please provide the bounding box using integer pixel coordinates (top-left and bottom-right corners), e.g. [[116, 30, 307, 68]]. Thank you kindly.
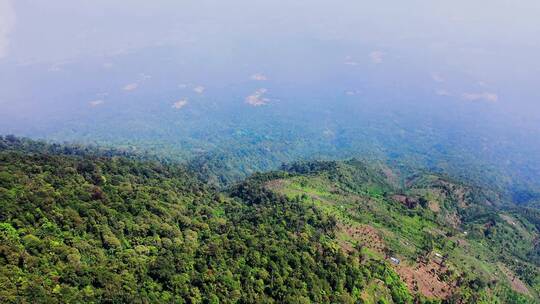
[[264, 160, 540, 302], [0, 136, 414, 303]]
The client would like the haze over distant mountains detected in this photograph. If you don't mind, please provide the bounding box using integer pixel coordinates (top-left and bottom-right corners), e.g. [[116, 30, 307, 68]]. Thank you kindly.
[[1, 0, 540, 200]]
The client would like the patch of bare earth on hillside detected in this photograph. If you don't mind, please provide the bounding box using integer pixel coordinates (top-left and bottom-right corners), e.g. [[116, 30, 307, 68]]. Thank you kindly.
[[428, 201, 440, 213], [454, 238, 469, 249], [444, 211, 461, 229], [500, 214, 518, 227], [337, 223, 386, 254], [439, 181, 469, 208], [498, 264, 530, 295], [337, 222, 457, 300], [395, 260, 455, 300], [264, 179, 288, 191], [380, 165, 399, 187]]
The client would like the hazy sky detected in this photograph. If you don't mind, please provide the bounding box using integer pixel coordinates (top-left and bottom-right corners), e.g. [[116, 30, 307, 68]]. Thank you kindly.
[[1, 0, 540, 126]]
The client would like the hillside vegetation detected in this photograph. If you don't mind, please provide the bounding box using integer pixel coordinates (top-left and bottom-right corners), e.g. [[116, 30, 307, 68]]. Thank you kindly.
[[0, 136, 538, 303], [0, 137, 412, 303], [262, 160, 540, 302]]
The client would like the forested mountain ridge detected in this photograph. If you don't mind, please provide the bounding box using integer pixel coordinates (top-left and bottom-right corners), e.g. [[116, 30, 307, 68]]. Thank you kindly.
[[0, 137, 412, 303], [0, 136, 538, 303]]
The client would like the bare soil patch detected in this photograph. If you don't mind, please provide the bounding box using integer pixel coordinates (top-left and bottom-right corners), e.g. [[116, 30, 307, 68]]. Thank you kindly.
[[395, 260, 455, 299], [498, 264, 530, 295], [337, 223, 385, 254], [264, 179, 288, 191], [428, 201, 440, 213]]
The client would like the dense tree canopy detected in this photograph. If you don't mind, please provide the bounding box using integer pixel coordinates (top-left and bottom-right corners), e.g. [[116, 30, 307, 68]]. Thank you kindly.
[[0, 136, 413, 303], [0, 136, 538, 303]]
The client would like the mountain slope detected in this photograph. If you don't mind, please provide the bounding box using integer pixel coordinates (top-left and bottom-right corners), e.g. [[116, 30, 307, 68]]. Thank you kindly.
[[0, 137, 413, 303], [261, 160, 540, 302], [0, 137, 538, 303]]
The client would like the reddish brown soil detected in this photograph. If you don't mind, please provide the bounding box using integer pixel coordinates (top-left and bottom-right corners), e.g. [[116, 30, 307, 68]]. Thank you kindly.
[[337, 223, 385, 254], [395, 260, 454, 299], [455, 238, 469, 248]]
